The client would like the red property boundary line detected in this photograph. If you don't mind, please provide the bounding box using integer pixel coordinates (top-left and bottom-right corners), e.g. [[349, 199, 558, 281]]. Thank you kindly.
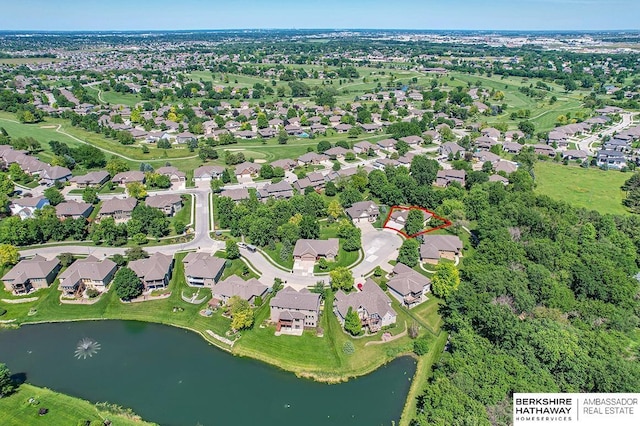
[[382, 205, 452, 239]]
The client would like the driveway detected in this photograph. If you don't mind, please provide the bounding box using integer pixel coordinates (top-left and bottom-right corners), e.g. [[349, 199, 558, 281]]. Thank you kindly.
[[352, 223, 403, 279], [293, 259, 315, 276]]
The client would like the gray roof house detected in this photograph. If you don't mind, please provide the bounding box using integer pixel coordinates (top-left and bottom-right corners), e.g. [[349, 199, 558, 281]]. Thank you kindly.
[[435, 170, 466, 187], [183, 252, 226, 287], [270, 158, 298, 171], [298, 152, 329, 166], [129, 252, 174, 290], [334, 278, 397, 333], [257, 181, 294, 200], [293, 238, 339, 262], [420, 235, 463, 264], [270, 287, 321, 335], [99, 197, 138, 223], [69, 171, 110, 188], [56, 201, 93, 220], [40, 165, 72, 185], [10, 196, 50, 220], [387, 263, 431, 308], [234, 162, 261, 178], [353, 140, 379, 155], [439, 142, 465, 157], [58, 255, 117, 297], [212, 275, 268, 305], [194, 165, 226, 181], [345, 201, 379, 223], [2, 255, 61, 295], [145, 194, 183, 216], [220, 188, 250, 203], [293, 172, 325, 192], [112, 171, 145, 185], [156, 166, 186, 182]]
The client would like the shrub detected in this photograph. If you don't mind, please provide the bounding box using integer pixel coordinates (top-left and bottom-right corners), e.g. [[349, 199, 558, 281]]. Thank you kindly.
[[408, 322, 420, 339], [342, 341, 355, 355], [413, 337, 430, 355], [86, 288, 100, 299]]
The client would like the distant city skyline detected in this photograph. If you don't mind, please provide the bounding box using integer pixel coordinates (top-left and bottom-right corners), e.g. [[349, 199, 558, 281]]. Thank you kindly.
[[1, 0, 638, 31]]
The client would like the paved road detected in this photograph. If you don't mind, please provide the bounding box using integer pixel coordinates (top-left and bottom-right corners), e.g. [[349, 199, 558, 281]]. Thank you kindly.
[[576, 112, 634, 154]]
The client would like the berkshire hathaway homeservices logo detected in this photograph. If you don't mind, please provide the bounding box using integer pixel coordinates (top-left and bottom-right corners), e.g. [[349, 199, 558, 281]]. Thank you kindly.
[[513, 393, 640, 426]]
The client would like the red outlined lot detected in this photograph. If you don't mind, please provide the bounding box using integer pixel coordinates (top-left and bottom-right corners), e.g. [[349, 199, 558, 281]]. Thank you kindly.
[[383, 205, 452, 239]]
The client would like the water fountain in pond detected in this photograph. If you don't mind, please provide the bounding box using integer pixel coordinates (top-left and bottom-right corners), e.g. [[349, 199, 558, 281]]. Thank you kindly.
[[74, 338, 101, 359]]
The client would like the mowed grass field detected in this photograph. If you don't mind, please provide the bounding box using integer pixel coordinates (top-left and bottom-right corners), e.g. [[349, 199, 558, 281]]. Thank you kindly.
[[0, 384, 154, 426], [534, 161, 630, 215]]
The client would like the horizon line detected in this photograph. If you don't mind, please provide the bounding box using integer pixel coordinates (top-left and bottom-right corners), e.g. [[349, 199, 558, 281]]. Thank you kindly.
[[1, 28, 639, 33]]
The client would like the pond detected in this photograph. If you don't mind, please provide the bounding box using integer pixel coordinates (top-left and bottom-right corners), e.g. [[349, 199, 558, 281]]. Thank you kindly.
[[0, 320, 416, 426]]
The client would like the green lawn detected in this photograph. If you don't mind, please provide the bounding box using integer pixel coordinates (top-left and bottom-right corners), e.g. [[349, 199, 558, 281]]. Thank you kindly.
[[0, 384, 155, 426], [534, 161, 630, 215]]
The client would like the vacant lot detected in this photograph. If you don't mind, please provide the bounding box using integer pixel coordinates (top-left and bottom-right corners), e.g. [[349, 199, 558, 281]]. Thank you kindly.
[[534, 161, 630, 215]]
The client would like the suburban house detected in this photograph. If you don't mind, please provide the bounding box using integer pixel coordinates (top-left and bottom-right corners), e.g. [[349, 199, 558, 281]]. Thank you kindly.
[[494, 160, 518, 174], [269, 287, 321, 336], [58, 255, 118, 297], [435, 169, 466, 187], [334, 278, 397, 333], [345, 200, 379, 223], [220, 188, 250, 203], [387, 263, 431, 308], [156, 166, 187, 184], [257, 181, 294, 200], [489, 174, 510, 185], [420, 235, 463, 264], [98, 197, 138, 223], [562, 150, 589, 161], [389, 209, 432, 231], [293, 172, 326, 192], [377, 139, 397, 151], [270, 158, 298, 171], [597, 149, 626, 169], [55, 201, 93, 220], [400, 135, 423, 146], [128, 252, 174, 291], [10, 196, 50, 219], [502, 142, 523, 154], [145, 194, 183, 216], [183, 252, 226, 287], [2, 255, 61, 295], [297, 152, 329, 166], [353, 140, 379, 155], [473, 151, 501, 164], [533, 144, 557, 157], [211, 275, 268, 306], [293, 238, 339, 262], [194, 165, 226, 181], [474, 136, 499, 151], [69, 171, 110, 188], [235, 162, 261, 179], [324, 146, 351, 159], [175, 131, 197, 144], [112, 171, 145, 185], [481, 127, 501, 141], [40, 165, 72, 185], [439, 142, 465, 157]]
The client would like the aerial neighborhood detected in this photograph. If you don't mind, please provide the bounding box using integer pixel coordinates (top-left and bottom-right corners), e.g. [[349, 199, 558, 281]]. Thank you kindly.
[[1, 28, 640, 426]]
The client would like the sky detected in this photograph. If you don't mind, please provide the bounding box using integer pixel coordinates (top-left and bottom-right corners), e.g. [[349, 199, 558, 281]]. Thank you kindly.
[[1, 0, 638, 31]]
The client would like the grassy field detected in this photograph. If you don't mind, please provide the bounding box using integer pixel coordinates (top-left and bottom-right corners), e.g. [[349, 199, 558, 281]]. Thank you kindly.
[[0, 384, 154, 426], [534, 161, 630, 215]]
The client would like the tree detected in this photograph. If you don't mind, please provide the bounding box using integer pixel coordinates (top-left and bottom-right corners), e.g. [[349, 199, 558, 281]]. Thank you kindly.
[[398, 238, 420, 267], [259, 164, 274, 179], [404, 209, 426, 237], [0, 244, 19, 267], [278, 129, 289, 145], [82, 187, 99, 204], [431, 262, 460, 299], [43, 187, 64, 206], [299, 215, 320, 239], [226, 239, 240, 259], [395, 140, 410, 156], [413, 337, 430, 355], [330, 266, 354, 291], [0, 363, 16, 397], [325, 181, 337, 196], [257, 113, 269, 129], [317, 140, 332, 153], [327, 200, 343, 219], [106, 158, 129, 177], [339, 187, 363, 208], [228, 295, 254, 330], [410, 156, 440, 185], [518, 120, 535, 137], [126, 182, 147, 200], [344, 307, 363, 335], [113, 267, 143, 301], [125, 246, 149, 261]]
